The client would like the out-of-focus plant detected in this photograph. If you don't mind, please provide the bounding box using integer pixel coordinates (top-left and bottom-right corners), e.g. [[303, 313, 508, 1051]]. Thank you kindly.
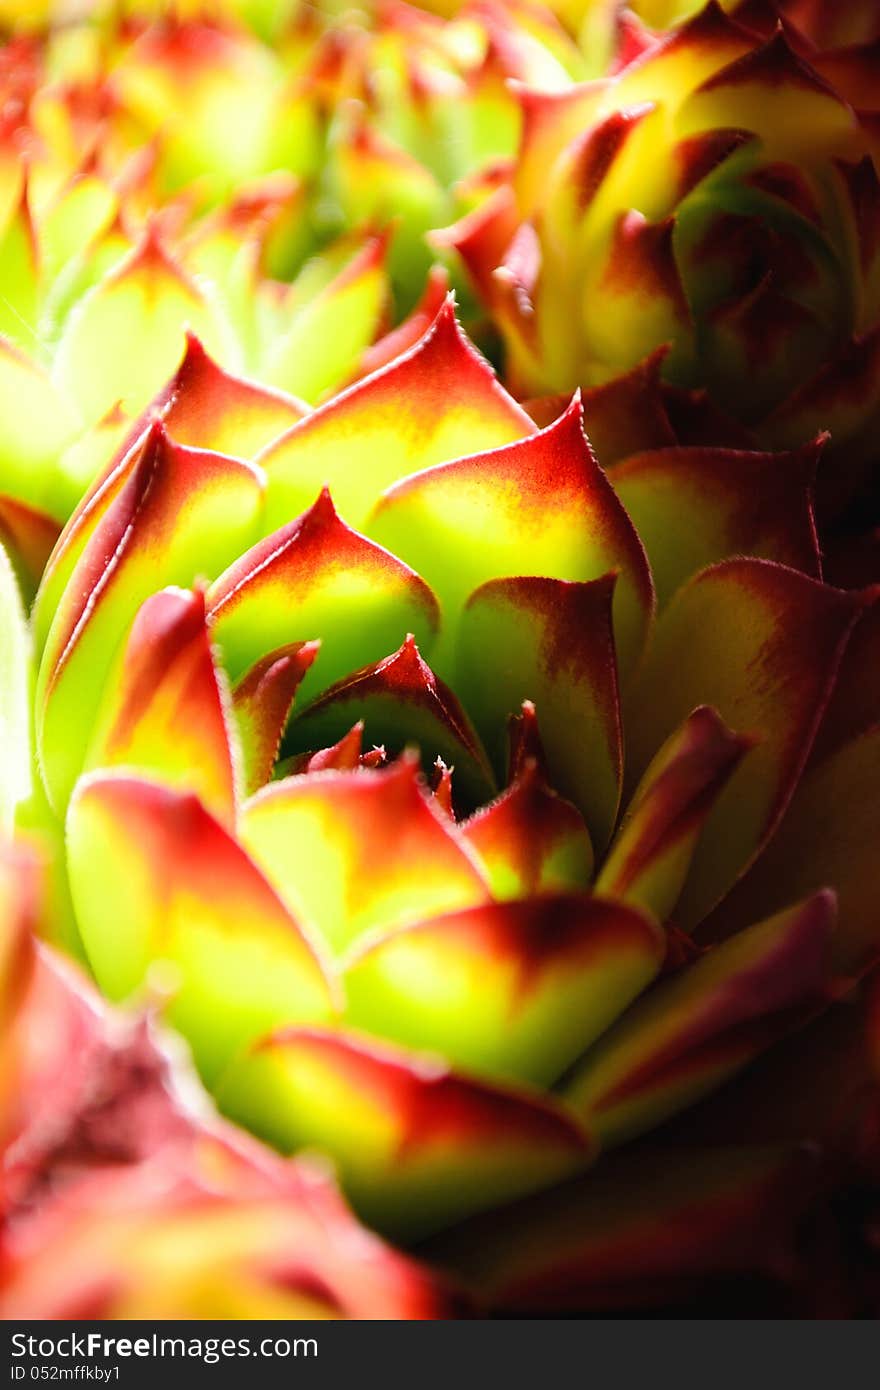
[[438, 1, 880, 521], [0, 0, 585, 581], [0, 838, 456, 1318]]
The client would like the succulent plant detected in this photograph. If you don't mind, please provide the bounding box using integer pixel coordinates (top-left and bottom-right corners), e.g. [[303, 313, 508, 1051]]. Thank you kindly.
[[0, 841, 453, 1318], [2, 295, 873, 1311], [439, 1, 880, 521], [2, 0, 879, 1322], [0, 1, 591, 591], [553, 1, 880, 58]]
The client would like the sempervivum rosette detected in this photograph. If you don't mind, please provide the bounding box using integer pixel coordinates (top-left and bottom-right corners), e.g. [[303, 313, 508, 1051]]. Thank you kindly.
[[13, 297, 879, 1311], [590, 2, 880, 51], [537, 3, 880, 69], [437, 1, 880, 520], [0, 842, 452, 1318]]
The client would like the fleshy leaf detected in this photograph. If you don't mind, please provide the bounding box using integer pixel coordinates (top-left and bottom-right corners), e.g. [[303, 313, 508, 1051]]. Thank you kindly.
[[596, 210, 692, 376], [0, 183, 38, 353], [462, 760, 594, 898], [33, 429, 149, 656], [596, 707, 752, 924], [679, 30, 856, 156], [565, 890, 837, 1146], [67, 773, 337, 1087], [0, 843, 39, 1144], [328, 111, 446, 309], [217, 1026, 592, 1240], [84, 587, 237, 826], [150, 331, 307, 459], [455, 574, 623, 847], [54, 405, 135, 521], [52, 227, 234, 426], [239, 755, 490, 958], [0, 339, 79, 517], [656, 957, 880, 1158], [762, 328, 880, 519], [429, 185, 522, 345], [701, 597, 880, 976], [579, 347, 677, 465], [207, 488, 439, 706], [37, 165, 119, 287], [623, 559, 863, 929], [426, 1141, 822, 1314], [368, 396, 654, 679], [232, 642, 320, 797], [611, 439, 823, 607], [257, 298, 535, 532], [343, 894, 664, 1089], [354, 265, 449, 380], [0, 496, 60, 605], [513, 82, 614, 218], [288, 636, 495, 811], [36, 422, 264, 811], [507, 699, 549, 779], [0, 544, 31, 832], [0, 841, 36, 1027], [430, 757, 455, 818], [262, 230, 390, 404], [280, 723, 381, 777]]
